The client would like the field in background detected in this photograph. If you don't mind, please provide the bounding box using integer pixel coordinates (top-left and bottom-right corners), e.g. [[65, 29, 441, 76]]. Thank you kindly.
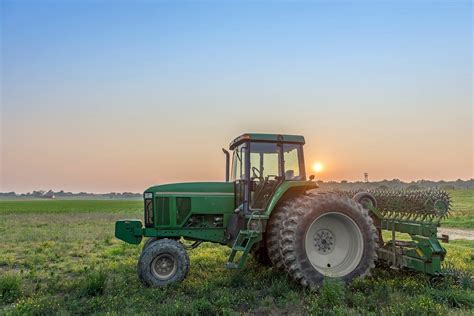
[[0, 191, 473, 315], [0, 200, 141, 214], [442, 190, 474, 229]]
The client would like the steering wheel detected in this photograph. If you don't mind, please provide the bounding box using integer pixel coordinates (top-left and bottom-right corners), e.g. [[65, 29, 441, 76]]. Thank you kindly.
[[252, 167, 263, 180], [252, 175, 280, 208], [253, 176, 269, 200]]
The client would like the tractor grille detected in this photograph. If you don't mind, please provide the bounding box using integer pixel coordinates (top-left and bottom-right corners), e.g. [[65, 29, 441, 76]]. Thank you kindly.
[[144, 199, 154, 227], [176, 197, 192, 225], [156, 197, 170, 226]]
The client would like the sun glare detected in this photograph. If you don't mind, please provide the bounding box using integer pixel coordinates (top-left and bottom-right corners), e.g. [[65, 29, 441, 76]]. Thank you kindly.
[[312, 162, 324, 173]]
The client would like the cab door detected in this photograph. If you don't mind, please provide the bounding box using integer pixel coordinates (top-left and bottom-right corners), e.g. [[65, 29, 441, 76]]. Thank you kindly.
[[249, 142, 283, 210], [231, 142, 250, 212]]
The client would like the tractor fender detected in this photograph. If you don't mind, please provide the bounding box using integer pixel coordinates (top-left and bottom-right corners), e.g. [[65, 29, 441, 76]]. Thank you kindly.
[[264, 181, 317, 216]]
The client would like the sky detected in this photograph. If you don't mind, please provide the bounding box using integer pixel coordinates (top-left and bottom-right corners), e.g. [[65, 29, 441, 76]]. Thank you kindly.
[[0, 0, 472, 193]]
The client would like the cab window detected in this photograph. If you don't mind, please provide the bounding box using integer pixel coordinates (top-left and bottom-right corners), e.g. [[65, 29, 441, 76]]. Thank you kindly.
[[250, 143, 280, 180], [283, 144, 303, 180]]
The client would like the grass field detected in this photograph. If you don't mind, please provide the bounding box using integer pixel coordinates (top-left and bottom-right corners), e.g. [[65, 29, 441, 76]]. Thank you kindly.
[[441, 190, 474, 229], [0, 192, 473, 315]]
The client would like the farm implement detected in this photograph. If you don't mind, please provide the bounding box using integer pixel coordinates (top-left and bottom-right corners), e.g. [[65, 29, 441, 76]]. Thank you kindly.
[[115, 133, 450, 288], [338, 189, 450, 275]]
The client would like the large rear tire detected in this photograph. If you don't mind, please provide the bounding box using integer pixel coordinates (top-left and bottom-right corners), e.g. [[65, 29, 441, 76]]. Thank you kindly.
[[266, 205, 289, 269], [280, 194, 378, 289], [251, 241, 272, 266]]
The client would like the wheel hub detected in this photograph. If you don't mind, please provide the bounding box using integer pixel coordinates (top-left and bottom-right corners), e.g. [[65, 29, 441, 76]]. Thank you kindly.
[[305, 212, 364, 277], [314, 229, 335, 254], [151, 254, 177, 280]]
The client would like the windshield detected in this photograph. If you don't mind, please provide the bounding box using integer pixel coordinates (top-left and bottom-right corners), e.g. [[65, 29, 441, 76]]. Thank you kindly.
[[249, 143, 280, 180]]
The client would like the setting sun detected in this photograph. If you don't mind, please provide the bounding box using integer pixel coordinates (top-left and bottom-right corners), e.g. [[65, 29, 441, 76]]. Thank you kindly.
[[312, 162, 324, 173]]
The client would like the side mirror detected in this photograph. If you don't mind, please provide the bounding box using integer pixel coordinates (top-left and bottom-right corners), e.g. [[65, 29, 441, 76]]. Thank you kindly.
[[222, 149, 230, 182], [309, 175, 315, 181]]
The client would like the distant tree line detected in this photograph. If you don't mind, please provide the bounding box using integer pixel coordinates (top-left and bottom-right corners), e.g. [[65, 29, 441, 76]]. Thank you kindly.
[[316, 178, 474, 192], [0, 189, 141, 200], [0, 179, 472, 200]]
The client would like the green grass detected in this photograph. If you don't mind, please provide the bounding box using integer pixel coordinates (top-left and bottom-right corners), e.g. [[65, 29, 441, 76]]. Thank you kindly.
[[441, 189, 474, 229], [0, 199, 473, 315], [0, 200, 141, 214]]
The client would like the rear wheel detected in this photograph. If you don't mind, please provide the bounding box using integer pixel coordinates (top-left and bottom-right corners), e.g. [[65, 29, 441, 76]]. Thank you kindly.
[[138, 238, 190, 287], [251, 241, 272, 266], [280, 195, 378, 288], [266, 205, 289, 269]]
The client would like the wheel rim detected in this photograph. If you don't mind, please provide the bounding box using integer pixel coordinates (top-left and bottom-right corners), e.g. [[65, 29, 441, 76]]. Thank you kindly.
[[305, 212, 364, 277], [151, 254, 177, 280]]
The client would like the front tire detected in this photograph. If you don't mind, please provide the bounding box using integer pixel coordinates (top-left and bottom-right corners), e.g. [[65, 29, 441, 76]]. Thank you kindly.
[[138, 238, 190, 287], [280, 194, 378, 288], [142, 237, 159, 250]]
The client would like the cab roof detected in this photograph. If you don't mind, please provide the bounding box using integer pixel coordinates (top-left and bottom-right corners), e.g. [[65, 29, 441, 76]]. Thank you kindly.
[[229, 133, 305, 150]]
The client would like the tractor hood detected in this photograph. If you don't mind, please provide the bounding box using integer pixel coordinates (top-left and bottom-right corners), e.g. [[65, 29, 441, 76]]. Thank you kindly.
[[145, 182, 234, 196]]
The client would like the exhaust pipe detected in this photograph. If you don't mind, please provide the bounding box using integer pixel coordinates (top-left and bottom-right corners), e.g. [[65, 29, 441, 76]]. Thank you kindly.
[[222, 148, 230, 182]]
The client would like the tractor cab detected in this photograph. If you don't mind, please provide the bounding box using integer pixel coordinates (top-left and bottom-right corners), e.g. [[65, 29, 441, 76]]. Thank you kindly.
[[227, 133, 307, 213]]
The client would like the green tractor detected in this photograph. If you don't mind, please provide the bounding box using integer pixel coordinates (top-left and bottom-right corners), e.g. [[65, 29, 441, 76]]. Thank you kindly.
[[115, 133, 450, 288]]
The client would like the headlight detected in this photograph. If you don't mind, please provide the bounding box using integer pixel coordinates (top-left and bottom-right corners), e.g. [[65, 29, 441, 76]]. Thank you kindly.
[[144, 192, 153, 199], [144, 198, 154, 227]]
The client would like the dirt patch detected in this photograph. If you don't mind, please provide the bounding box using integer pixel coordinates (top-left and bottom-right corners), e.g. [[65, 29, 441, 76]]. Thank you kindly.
[[438, 227, 474, 240]]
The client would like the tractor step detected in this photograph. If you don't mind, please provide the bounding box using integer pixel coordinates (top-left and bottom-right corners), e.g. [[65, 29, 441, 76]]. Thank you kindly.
[[225, 262, 239, 269], [226, 230, 262, 269]]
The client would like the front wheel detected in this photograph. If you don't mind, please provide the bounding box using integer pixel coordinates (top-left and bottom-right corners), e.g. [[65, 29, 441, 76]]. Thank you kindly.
[[280, 195, 378, 288], [138, 238, 190, 287], [142, 237, 159, 250]]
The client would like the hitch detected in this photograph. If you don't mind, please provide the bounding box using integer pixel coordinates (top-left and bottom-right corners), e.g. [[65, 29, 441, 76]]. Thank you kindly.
[[438, 234, 449, 243]]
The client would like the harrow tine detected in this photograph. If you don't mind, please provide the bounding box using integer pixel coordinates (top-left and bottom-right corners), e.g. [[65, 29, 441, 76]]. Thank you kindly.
[[339, 188, 451, 222]]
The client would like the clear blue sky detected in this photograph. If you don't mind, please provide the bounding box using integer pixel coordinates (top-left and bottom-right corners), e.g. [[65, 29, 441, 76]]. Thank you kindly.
[[1, 1, 472, 192]]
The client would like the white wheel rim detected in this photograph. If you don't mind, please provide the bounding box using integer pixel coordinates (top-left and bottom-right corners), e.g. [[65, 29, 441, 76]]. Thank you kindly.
[[305, 212, 364, 277], [151, 254, 177, 280]]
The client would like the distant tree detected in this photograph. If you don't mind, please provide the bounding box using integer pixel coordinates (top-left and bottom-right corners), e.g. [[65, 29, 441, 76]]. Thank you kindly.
[[377, 185, 389, 190], [0, 192, 16, 197], [406, 184, 420, 191], [442, 185, 456, 190], [341, 180, 348, 184]]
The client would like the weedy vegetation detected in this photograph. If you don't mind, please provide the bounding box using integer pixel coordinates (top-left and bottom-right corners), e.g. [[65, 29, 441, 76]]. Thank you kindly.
[[0, 190, 472, 315], [441, 189, 474, 229]]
